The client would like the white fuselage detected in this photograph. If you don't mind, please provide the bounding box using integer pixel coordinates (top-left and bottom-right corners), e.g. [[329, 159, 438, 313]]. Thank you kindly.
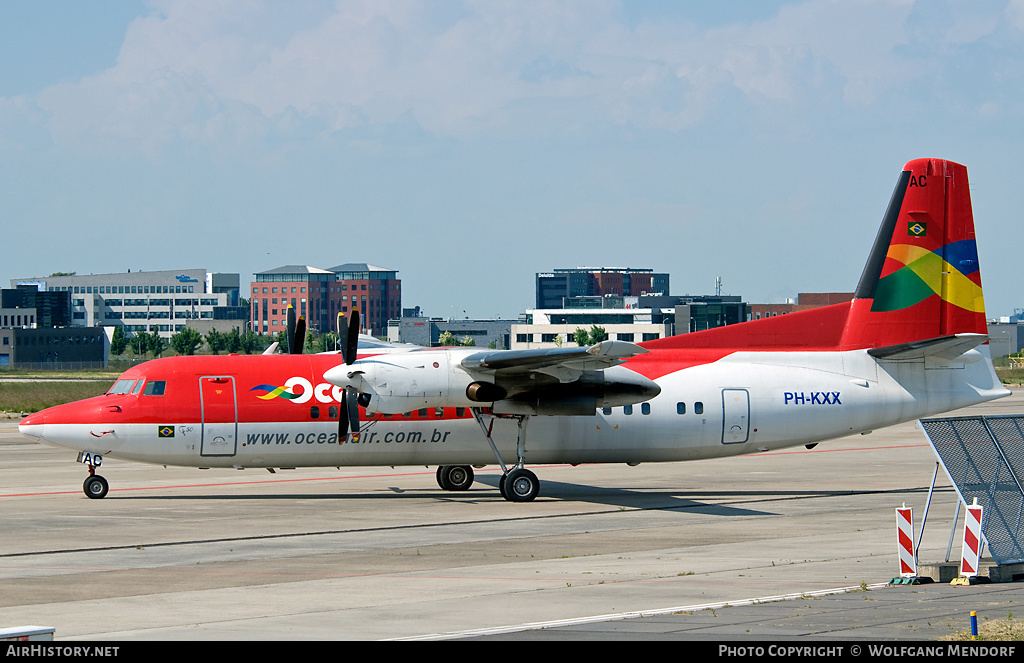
[[22, 347, 1009, 470]]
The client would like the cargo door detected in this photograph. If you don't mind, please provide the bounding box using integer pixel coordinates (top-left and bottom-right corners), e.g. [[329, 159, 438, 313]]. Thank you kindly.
[[200, 376, 237, 457]]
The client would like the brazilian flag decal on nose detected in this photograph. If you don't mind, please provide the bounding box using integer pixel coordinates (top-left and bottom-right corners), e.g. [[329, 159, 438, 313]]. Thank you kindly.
[[158, 426, 175, 438], [871, 240, 984, 313]]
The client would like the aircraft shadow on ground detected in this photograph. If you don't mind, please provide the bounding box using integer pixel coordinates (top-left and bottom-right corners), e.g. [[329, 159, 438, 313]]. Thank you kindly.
[[106, 473, 931, 517]]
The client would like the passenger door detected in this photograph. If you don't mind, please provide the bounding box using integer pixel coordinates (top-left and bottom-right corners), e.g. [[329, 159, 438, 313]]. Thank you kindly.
[[200, 376, 237, 457]]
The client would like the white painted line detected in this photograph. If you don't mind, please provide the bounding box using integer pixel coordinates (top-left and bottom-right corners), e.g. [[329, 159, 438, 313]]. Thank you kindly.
[[391, 583, 891, 641]]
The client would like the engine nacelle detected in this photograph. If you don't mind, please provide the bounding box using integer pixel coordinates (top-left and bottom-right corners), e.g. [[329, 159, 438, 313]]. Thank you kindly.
[[323, 348, 660, 417], [466, 381, 508, 403], [325, 349, 502, 415]]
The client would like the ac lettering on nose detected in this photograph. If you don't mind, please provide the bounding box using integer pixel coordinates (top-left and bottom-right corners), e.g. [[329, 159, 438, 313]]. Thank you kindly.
[[784, 392, 841, 405]]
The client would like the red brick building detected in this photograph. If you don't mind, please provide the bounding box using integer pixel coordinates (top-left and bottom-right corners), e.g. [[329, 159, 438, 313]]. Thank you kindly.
[[251, 264, 401, 337], [748, 292, 854, 321]]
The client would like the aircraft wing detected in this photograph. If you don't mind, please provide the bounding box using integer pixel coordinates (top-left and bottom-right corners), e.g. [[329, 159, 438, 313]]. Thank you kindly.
[[462, 340, 648, 383]]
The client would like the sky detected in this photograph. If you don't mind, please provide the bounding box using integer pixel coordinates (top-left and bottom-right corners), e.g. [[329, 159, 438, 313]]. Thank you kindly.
[[2, 0, 1022, 321]]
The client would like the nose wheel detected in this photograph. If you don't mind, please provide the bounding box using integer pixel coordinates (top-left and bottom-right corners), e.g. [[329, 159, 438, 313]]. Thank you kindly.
[[83, 474, 108, 499]]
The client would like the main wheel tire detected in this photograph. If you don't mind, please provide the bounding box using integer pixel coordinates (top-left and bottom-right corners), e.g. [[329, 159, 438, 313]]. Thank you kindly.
[[437, 465, 474, 491], [83, 475, 108, 499], [445, 465, 474, 491], [503, 468, 539, 502]]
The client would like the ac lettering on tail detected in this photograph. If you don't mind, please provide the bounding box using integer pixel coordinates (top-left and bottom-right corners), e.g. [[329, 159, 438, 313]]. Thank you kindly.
[[909, 174, 927, 187]]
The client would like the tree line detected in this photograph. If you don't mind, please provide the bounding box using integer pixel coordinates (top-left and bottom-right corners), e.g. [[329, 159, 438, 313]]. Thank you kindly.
[[108, 327, 343, 358]]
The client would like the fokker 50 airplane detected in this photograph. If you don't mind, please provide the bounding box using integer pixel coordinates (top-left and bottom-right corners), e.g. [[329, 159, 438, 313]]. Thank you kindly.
[[19, 158, 1010, 502]]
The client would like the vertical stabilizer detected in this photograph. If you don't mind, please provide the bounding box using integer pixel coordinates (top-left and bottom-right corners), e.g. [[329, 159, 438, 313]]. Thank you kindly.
[[842, 159, 987, 350]]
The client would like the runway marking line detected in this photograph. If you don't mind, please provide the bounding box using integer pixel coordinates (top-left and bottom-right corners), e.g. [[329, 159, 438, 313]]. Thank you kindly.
[[394, 582, 892, 640]]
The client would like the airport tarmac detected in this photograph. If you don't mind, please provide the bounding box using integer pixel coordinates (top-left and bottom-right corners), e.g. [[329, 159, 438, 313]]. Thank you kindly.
[[1, 393, 1022, 642]]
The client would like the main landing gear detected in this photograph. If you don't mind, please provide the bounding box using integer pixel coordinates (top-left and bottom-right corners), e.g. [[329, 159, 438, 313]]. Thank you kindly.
[[436, 411, 540, 502], [471, 408, 540, 503], [436, 464, 475, 491]]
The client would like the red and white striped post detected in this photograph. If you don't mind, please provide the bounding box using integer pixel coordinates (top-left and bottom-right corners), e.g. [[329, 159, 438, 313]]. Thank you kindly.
[[960, 498, 983, 577], [896, 505, 916, 577]]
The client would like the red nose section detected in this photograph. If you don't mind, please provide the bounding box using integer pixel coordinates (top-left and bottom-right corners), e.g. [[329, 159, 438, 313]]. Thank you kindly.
[[20, 411, 45, 426], [18, 410, 46, 439]]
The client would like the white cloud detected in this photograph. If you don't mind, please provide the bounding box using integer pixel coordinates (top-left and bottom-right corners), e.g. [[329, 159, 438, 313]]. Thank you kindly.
[[9, 0, 1018, 152]]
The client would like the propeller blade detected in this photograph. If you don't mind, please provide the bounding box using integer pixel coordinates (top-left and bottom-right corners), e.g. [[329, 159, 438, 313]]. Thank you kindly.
[[337, 312, 349, 362], [292, 315, 306, 355], [345, 308, 359, 365], [345, 386, 360, 437], [339, 390, 349, 439], [286, 306, 296, 354]]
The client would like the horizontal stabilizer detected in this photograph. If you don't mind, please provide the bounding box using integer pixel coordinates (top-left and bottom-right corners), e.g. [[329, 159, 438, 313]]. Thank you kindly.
[[867, 333, 987, 361]]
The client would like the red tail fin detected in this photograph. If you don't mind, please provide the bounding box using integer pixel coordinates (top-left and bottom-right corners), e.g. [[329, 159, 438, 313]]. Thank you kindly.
[[640, 158, 986, 358], [841, 158, 987, 350]]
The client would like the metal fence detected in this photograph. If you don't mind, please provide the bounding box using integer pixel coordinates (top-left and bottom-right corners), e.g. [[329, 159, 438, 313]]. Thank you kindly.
[[919, 415, 1024, 565], [0, 361, 110, 372]]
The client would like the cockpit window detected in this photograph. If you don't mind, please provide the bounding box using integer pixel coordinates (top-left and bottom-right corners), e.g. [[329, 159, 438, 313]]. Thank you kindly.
[[108, 379, 136, 395], [130, 379, 145, 395], [142, 380, 166, 396]]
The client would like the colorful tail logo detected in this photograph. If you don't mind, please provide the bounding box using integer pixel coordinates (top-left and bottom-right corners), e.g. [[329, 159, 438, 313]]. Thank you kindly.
[[872, 239, 985, 313], [250, 385, 302, 400]]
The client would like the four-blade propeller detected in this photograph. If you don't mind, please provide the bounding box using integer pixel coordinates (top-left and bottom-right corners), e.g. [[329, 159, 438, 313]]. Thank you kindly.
[[284, 304, 362, 439], [335, 309, 363, 440]]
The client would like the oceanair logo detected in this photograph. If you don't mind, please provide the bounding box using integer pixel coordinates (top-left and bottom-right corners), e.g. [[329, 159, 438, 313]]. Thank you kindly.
[[250, 377, 344, 404], [871, 240, 984, 313]]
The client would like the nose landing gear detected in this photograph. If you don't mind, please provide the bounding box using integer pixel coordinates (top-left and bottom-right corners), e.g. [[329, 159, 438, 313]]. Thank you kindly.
[[77, 452, 108, 499], [83, 473, 109, 499]]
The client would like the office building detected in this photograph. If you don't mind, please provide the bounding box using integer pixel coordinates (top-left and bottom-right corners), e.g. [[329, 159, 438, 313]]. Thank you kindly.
[[389, 315, 514, 349], [11, 270, 241, 339], [512, 294, 747, 349], [536, 268, 670, 309], [251, 263, 401, 337]]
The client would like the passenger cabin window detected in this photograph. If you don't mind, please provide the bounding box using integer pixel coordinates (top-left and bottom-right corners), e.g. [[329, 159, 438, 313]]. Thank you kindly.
[[142, 381, 166, 396], [107, 379, 136, 395], [310, 406, 320, 419], [676, 402, 686, 415], [641, 403, 651, 415], [602, 407, 612, 415], [694, 402, 704, 415], [624, 405, 633, 415]]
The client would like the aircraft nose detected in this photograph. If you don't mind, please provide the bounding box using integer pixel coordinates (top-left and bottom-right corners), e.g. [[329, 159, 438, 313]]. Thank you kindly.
[[18, 411, 45, 439]]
